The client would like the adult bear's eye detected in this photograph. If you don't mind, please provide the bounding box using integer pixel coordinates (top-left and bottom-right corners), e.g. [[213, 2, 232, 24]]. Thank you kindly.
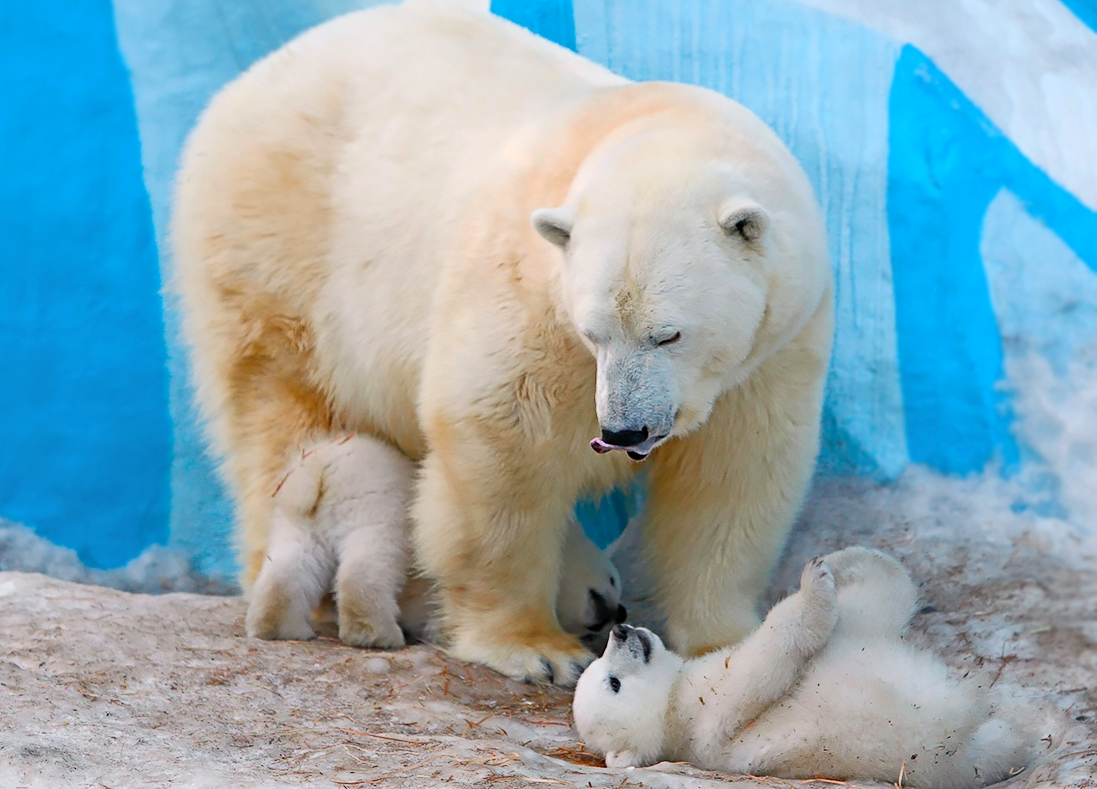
[[608, 676, 621, 693], [657, 331, 682, 347]]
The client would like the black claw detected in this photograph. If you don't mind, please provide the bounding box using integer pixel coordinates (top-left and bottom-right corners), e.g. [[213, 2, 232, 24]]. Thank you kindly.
[[540, 658, 555, 685]]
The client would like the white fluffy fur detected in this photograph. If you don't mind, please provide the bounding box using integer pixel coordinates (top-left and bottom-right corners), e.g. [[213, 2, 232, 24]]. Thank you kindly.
[[174, 1, 832, 684], [246, 435, 412, 647], [247, 434, 624, 647], [573, 548, 1028, 787]]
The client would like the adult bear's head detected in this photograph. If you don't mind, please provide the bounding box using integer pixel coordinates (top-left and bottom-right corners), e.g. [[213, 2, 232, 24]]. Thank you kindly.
[[532, 106, 830, 459]]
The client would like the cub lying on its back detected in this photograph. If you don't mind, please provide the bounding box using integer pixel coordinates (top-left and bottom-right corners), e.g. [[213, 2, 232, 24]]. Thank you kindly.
[[573, 548, 1028, 788], [247, 434, 626, 648]]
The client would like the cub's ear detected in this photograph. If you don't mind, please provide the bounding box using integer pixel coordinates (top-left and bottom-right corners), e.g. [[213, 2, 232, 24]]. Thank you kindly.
[[531, 206, 574, 248], [718, 200, 770, 243]]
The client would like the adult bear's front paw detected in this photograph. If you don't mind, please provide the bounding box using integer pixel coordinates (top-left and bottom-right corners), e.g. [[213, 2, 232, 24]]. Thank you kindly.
[[450, 628, 594, 687]]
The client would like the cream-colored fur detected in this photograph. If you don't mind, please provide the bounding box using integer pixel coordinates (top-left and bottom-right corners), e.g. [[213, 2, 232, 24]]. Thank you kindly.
[[249, 434, 625, 648], [247, 435, 412, 647], [573, 549, 1029, 788], [173, 1, 832, 684]]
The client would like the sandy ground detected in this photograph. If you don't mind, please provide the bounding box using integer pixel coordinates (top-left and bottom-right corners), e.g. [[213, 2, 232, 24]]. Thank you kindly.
[[2, 471, 1095, 788]]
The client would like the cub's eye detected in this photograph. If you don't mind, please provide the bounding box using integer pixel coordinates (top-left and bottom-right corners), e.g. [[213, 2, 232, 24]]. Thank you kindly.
[[657, 331, 682, 347], [608, 676, 621, 693]]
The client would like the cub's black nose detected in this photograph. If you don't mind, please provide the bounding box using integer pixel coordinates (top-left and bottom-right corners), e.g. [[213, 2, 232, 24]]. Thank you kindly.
[[612, 624, 631, 641], [601, 427, 648, 447], [587, 592, 629, 632]]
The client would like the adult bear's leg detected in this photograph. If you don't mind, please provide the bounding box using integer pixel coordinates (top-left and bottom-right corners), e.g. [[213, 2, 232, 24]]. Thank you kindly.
[[227, 353, 335, 591], [643, 306, 831, 657], [413, 432, 594, 686], [183, 302, 336, 594]]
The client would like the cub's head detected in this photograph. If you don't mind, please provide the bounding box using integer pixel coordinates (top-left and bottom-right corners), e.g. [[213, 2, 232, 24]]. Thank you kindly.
[[573, 624, 683, 768], [533, 117, 829, 460], [555, 520, 627, 644]]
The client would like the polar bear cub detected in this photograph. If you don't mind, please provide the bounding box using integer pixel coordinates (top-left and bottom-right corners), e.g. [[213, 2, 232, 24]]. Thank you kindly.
[[573, 548, 1027, 788], [247, 434, 625, 648]]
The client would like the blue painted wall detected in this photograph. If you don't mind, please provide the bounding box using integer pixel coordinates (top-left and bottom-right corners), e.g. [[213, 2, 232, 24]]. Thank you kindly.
[[0, 0, 170, 568], [110, 0, 390, 576], [888, 47, 1097, 474], [3, 0, 1095, 577]]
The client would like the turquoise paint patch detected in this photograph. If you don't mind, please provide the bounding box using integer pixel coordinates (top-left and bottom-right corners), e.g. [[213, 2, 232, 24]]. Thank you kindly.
[[889, 46, 1097, 475], [1061, 0, 1097, 33], [0, 1, 170, 568], [491, 0, 576, 51]]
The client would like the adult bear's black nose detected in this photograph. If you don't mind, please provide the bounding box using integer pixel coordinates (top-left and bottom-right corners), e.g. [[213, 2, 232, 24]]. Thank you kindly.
[[601, 426, 648, 447]]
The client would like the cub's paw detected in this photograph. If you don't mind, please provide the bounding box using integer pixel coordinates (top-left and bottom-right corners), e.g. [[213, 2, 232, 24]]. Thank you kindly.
[[798, 556, 838, 644], [245, 580, 318, 641], [452, 630, 594, 687], [337, 597, 406, 650], [800, 555, 836, 594], [605, 750, 644, 768], [245, 606, 317, 642], [339, 614, 406, 650]]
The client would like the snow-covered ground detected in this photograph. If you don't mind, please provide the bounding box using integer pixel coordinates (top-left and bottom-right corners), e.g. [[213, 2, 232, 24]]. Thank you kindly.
[[3, 457, 1095, 787]]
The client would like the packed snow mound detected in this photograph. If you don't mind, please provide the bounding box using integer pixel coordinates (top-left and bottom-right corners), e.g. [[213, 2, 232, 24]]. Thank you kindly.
[[0, 520, 235, 595]]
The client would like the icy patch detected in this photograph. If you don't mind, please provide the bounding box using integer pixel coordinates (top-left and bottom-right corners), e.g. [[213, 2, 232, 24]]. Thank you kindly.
[[1004, 353, 1097, 525], [982, 187, 1097, 526], [0, 520, 236, 595]]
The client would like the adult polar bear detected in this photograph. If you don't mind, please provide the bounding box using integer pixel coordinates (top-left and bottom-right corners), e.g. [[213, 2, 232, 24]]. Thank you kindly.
[[173, 1, 833, 685]]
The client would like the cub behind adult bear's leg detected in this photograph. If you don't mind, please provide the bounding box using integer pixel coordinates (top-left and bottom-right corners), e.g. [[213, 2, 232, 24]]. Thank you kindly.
[[247, 434, 627, 648], [246, 434, 411, 648]]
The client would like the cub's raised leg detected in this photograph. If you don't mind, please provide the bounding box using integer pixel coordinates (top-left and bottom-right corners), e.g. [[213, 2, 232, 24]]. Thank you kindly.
[[684, 555, 838, 757]]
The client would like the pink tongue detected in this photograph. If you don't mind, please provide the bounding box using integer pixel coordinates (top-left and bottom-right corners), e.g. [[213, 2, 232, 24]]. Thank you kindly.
[[590, 438, 616, 454], [591, 437, 646, 456]]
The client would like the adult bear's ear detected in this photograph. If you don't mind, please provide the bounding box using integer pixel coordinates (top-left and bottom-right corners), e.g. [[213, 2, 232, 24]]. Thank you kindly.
[[718, 200, 770, 243], [531, 206, 574, 248]]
